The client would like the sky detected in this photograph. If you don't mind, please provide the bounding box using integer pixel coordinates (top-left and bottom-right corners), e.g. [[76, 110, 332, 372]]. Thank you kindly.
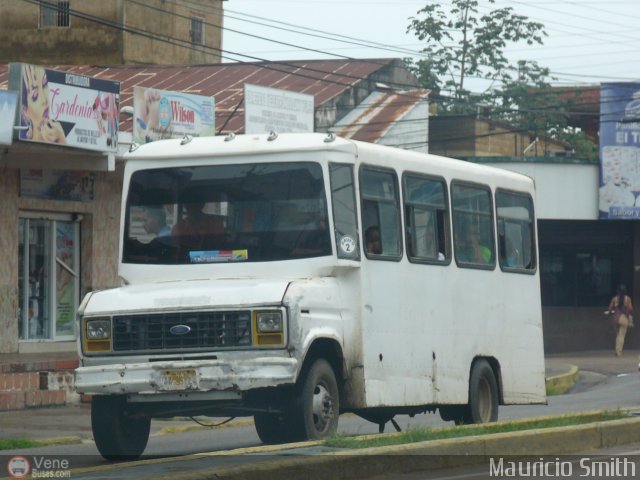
[[222, 0, 640, 93]]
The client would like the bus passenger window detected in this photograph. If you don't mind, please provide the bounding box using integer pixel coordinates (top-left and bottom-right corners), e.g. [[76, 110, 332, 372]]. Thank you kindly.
[[496, 191, 536, 272], [452, 183, 495, 269], [359, 167, 401, 259], [403, 174, 449, 263], [364, 225, 382, 254]]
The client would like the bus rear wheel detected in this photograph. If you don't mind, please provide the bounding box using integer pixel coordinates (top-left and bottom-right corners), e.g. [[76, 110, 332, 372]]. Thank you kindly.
[[289, 358, 340, 440], [91, 395, 150, 460], [464, 359, 499, 424]]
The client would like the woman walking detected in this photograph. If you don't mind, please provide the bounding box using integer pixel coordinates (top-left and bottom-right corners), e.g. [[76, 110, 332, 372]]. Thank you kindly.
[[607, 285, 634, 356]]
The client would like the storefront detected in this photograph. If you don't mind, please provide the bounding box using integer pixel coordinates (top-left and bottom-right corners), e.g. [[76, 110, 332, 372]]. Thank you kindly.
[[0, 64, 123, 354]]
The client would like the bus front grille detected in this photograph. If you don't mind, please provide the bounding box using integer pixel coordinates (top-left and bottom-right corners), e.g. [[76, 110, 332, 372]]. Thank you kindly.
[[112, 311, 252, 352]]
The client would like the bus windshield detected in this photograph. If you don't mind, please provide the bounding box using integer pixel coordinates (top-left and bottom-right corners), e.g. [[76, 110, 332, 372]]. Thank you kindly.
[[122, 161, 331, 265]]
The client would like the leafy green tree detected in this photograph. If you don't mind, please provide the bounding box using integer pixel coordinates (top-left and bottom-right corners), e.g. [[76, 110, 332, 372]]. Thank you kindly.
[[494, 61, 597, 159], [406, 0, 546, 103], [406, 1, 597, 158]]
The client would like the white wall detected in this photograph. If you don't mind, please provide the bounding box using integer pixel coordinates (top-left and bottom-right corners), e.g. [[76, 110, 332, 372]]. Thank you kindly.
[[484, 162, 599, 220]]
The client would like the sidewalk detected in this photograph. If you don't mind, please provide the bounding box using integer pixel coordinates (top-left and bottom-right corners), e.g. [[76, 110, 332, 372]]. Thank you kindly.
[[0, 350, 638, 444]]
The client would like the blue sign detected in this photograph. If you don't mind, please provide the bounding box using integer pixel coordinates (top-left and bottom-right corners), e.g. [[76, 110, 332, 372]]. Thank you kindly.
[[599, 83, 640, 219], [0, 90, 18, 145]]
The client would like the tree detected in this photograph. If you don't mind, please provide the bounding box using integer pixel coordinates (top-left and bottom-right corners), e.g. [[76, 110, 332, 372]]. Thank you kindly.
[[406, 1, 598, 158], [406, 0, 546, 103], [493, 61, 598, 159]]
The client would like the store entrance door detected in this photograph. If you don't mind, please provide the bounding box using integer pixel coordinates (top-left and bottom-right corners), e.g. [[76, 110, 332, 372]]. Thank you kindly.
[[18, 214, 79, 341]]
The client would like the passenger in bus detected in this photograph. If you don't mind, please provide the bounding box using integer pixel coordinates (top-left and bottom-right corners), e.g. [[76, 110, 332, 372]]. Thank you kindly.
[[142, 206, 171, 238], [365, 226, 382, 255], [172, 201, 224, 238], [459, 229, 492, 264]]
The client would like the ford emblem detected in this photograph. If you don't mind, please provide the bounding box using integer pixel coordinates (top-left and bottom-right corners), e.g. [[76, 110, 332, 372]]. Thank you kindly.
[[169, 325, 191, 336]]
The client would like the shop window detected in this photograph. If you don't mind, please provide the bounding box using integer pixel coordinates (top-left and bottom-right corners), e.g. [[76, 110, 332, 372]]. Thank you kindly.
[[40, 1, 70, 28], [540, 249, 621, 307], [18, 217, 79, 340]]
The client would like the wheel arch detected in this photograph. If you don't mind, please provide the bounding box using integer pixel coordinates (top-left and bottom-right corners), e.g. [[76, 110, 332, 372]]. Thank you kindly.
[[470, 356, 504, 405], [299, 337, 345, 390]]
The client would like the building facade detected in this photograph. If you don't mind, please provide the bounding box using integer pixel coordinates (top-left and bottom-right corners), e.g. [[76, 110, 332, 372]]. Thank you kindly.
[[0, 0, 225, 65]]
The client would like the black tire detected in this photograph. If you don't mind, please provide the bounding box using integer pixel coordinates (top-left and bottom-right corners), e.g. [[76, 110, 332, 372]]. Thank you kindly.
[[289, 358, 340, 440], [91, 395, 150, 460], [440, 360, 499, 425], [254, 412, 296, 444], [462, 359, 499, 424]]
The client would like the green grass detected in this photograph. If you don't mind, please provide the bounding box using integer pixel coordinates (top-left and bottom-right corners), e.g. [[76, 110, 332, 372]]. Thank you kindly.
[[0, 438, 44, 450], [324, 410, 627, 449], [546, 385, 559, 396]]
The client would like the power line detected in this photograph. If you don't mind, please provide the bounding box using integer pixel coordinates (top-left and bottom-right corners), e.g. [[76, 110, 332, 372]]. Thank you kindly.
[[17, 0, 636, 145]]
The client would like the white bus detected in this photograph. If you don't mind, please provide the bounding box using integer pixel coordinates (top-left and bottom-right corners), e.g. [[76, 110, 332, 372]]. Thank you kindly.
[[75, 132, 546, 459]]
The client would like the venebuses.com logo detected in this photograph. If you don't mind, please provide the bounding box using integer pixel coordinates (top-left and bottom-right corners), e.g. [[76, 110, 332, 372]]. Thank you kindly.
[[6, 456, 30, 479], [5, 455, 71, 478]]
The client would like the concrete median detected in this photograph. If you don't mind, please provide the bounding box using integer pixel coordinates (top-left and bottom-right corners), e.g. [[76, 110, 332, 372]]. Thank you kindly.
[[137, 413, 640, 480]]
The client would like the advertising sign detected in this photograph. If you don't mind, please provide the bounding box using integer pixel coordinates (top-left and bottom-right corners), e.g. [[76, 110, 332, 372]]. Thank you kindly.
[[8, 63, 120, 152], [244, 84, 314, 134], [55, 221, 76, 336], [133, 86, 215, 144], [0, 90, 18, 145], [599, 82, 640, 219]]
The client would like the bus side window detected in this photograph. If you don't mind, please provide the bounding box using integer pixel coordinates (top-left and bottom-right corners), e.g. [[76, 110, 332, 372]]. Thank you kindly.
[[359, 167, 402, 259], [329, 163, 360, 260], [496, 190, 536, 272], [403, 173, 449, 263], [452, 182, 496, 269]]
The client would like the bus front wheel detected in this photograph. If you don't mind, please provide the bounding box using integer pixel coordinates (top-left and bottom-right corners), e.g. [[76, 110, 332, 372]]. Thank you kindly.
[[290, 358, 340, 440], [91, 395, 150, 460], [465, 359, 499, 424]]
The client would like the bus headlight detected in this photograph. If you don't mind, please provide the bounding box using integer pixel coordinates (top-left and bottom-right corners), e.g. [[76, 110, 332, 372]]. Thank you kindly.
[[84, 317, 112, 353], [86, 319, 111, 339], [254, 311, 284, 347], [256, 312, 283, 333]]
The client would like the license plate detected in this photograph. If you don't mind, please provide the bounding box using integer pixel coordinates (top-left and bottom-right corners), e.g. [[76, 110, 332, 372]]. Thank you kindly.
[[159, 369, 198, 391]]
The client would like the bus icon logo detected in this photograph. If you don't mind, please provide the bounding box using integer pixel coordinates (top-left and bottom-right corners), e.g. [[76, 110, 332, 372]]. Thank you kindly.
[[7, 456, 30, 478]]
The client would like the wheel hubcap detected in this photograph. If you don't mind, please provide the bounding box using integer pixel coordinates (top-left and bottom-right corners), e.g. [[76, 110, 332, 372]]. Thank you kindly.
[[312, 384, 334, 432], [477, 377, 492, 422]]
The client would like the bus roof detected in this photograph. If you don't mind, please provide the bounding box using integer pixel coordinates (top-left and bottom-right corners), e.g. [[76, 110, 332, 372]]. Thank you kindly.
[[124, 132, 534, 192]]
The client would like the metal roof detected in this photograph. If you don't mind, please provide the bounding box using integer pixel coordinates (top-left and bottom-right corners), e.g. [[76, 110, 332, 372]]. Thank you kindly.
[[0, 59, 404, 135], [333, 88, 430, 143]]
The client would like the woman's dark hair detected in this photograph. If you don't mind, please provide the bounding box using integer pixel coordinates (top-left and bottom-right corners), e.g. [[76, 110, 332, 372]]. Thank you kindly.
[[617, 284, 627, 309]]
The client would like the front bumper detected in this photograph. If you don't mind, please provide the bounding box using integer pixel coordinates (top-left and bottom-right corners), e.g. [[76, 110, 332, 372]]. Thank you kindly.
[[75, 356, 298, 395]]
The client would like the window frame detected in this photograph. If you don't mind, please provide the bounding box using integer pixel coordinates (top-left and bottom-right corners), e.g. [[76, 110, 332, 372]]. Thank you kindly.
[[39, 1, 70, 28], [402, 171, 451, 266], [190, 16, 205, 45], [359, 164, 403, 262], [496, 188, 537, 275], [329, 162, 361, 261], [451, 180, 496, 271]]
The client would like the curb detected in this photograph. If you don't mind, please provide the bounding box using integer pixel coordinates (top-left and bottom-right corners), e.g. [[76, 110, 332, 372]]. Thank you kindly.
[[33, 436, 83, 448], [141, 413, 640, 480], [546, 364, 579, 394]]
